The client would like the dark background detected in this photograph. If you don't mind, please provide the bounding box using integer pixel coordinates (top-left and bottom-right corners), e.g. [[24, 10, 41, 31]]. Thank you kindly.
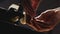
[[0, 0, 60, 34]]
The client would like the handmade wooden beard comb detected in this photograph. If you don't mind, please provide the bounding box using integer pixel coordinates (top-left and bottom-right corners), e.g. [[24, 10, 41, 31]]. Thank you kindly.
[[21, 0, 60, 32]]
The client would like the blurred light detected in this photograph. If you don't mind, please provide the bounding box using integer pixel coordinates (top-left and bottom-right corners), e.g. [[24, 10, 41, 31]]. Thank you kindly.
[[20, 12, 26, 25]]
